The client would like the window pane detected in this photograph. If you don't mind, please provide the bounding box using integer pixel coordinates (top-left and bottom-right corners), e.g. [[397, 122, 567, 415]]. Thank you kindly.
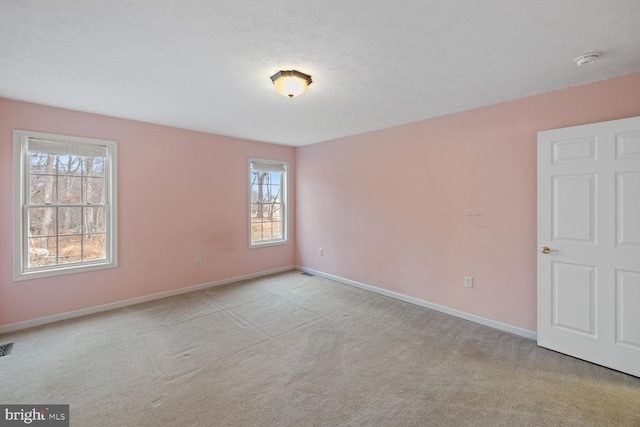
[[30, 153, 57, 204], [30, 152, 53, 174], [264, 185, 281, 203], [28, 207, 57, 237], [263, 223, 273, 240], [268, 171, 281, 197], [84, 176, 105, 204], [252, 221, 282, 241], [269, 220, 282, 239], [58, 176, 82, 204], [250, 183, 258, 203], [57, 155, 83, 176], [58, 235, 82, 264], [83, 234, 106, 261], [253, 229, 276, 242], [270, 203, 282, 220], [86, 157, 104, 177], [85, 207, 106, 233], [28, 237, 57, 267], [58, 207, 82, 235], [251, 223, 263, 242], [30, 174, 57, 205], [251, 203, 262, 222], [253, 172, 282, 203], [261, 203, 280, 221], [271, 189, 281, 203]]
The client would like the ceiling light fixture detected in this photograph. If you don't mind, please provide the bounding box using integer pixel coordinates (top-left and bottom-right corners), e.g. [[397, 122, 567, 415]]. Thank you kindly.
[[270, 70, 312, 98], [574, 52, 600, 66]]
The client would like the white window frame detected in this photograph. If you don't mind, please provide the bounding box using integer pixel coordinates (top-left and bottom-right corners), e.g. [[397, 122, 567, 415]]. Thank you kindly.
[[248, 158, 288, 248], [12, 130, 118, 281]]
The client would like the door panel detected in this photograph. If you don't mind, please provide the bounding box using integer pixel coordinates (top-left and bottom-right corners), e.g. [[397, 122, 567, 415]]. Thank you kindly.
[[538, 115, 640, 378], [617, 172, 640, 246], [616, 270, 640, 349], [552, 262, 597, 336], [552, 137, 597, 163], [616, 132, 640, 159], [552, 174, 596, 242]]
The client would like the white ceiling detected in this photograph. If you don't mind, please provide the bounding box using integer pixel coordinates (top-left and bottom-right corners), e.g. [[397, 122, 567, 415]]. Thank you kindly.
[[1, 1, 640, 146]]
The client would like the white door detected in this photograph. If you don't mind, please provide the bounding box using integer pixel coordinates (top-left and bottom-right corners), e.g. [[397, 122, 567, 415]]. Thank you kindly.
[[537, 115, 640, 378]]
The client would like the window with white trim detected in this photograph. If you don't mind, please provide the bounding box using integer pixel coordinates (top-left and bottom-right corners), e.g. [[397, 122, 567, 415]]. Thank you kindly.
[[249, 158, 287, 247], [13, 130, 118, 281]]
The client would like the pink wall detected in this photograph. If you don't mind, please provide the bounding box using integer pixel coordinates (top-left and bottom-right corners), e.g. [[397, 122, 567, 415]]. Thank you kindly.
[[3, 72, 640, 332], [295, 72, 640, 332], [0, 98, 295, 327]]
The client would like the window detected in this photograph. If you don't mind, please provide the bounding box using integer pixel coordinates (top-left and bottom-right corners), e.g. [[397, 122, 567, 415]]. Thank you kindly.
[[249, 158, 287, 247], [13, 130, 118, 281]]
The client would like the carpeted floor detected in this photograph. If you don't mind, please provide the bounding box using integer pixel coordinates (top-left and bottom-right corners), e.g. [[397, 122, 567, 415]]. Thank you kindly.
[[1, 270, 639, 426]]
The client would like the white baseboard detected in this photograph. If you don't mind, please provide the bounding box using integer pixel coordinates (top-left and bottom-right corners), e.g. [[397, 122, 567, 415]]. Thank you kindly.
[[296, 266, 537, 341], [0, 265, 295, 335]]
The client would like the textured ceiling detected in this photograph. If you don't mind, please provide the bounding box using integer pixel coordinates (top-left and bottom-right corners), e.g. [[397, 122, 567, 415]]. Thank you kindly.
[[1, 1, 640, 146]]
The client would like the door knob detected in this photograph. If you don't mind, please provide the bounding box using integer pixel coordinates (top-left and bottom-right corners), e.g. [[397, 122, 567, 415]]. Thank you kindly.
[[540, 246, 552, 254]]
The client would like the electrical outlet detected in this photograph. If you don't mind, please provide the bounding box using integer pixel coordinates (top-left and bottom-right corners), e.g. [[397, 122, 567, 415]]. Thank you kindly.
[[195, 257, 201, 266], [319, 248, 323, 256], [465, 276, 473, 288]]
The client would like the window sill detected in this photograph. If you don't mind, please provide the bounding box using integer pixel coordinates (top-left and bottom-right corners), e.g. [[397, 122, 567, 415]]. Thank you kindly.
[[14, 260, 117, 282], [249, 239, 288, 249]]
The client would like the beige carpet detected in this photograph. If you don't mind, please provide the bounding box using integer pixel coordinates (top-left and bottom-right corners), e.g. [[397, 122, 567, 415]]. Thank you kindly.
[[1, 271, 639, 426]]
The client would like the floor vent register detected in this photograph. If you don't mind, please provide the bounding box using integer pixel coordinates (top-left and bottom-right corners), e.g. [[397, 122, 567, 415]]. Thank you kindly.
[[0, 342, 14, 357]]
